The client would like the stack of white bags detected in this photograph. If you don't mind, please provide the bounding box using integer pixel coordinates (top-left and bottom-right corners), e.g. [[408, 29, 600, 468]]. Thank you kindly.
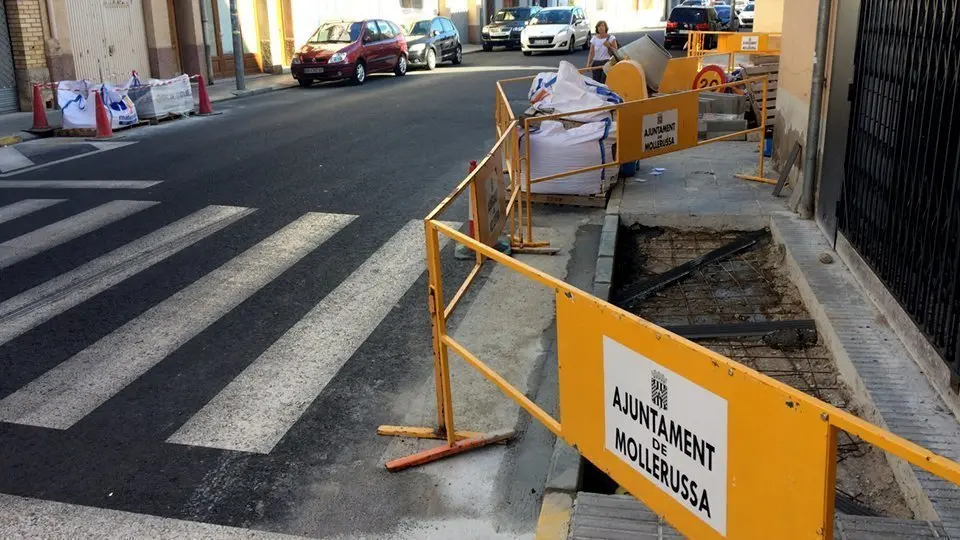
[[521, 61, 623, 196]]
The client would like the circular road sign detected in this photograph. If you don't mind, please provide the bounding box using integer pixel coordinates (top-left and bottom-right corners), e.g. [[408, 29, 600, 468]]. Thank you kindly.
[[692, 65, 727, 91]]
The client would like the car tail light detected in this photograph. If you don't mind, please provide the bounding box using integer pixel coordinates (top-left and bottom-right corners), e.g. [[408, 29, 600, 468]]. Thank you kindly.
[[666, 21, 678, 29], [695, 23, 710, 30]]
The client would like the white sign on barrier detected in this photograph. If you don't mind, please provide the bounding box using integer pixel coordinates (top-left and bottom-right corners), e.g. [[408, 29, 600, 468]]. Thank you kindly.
[[741, 35, 759, 51], [642, 109, 679, 153], [603, 336, 729, 535]]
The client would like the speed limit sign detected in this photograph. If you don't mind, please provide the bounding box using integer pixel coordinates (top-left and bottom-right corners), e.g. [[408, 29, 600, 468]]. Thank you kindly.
[[692, 65, 727, 91]]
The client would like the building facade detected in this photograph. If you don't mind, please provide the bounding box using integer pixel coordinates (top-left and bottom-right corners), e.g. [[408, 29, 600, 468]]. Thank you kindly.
[[1, 0, 667, 113]]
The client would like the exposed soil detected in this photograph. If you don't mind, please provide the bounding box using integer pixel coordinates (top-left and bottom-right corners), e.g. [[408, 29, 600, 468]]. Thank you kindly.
[[604, 225, 913, 519]]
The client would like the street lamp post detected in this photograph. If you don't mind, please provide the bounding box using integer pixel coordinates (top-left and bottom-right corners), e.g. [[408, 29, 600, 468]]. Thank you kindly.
[[230, 0, 246, 91]]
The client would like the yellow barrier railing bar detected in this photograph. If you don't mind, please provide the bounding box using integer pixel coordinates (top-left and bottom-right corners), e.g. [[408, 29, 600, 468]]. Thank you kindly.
[[442, 332, 562, 437]]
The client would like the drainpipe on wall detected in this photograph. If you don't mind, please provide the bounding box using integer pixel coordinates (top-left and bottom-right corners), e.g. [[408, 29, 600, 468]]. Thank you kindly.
[[800, 0, 833, 219], [45, 0, 57, 39], [200, 0, 216, 85]]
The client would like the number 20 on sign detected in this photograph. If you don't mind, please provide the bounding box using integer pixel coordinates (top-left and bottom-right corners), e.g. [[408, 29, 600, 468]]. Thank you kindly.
[[692, 65, 727, 90]]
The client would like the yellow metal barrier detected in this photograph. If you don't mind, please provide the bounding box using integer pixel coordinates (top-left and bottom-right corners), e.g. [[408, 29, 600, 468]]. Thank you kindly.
[[377, 70, 960, 539], [496, 71, 774, 186], [685, 31, 781, 74], [379, 171, 960, 539]]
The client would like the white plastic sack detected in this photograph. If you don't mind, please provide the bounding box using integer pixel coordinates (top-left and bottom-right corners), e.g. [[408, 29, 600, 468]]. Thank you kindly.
[[128, 74, 193, 118], [527, 61, 623, 123], [520, 120, 618, 196], [58, 80, 139, 130]]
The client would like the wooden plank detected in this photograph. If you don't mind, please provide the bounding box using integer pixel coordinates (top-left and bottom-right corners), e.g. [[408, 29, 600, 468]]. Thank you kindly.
[[774, 141, 802, 197], [741, 64, 780, 76], [509, 189, 610, 208]]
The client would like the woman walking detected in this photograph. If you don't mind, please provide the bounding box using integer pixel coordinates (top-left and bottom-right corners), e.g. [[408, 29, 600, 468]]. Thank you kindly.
[[585, 21, 618, 84]]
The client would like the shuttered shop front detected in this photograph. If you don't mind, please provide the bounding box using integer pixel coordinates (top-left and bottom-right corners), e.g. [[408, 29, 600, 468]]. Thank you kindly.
[[0, 3, 19, 113], [66, 0, 152, 83]]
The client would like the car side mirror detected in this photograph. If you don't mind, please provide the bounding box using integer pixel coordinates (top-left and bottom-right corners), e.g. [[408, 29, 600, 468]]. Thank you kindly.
[[363, 35, 372, 43], [433, 30, 441, 37]]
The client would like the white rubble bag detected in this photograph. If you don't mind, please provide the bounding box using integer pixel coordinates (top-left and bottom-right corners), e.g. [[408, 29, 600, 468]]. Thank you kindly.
[[127, 73, 193, 119], [520, 119, 618, 196], [58, 80, 139, 130], [528, 60, 623, 123]]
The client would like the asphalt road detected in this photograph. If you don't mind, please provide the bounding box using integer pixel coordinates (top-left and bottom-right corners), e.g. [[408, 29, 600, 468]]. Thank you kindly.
[[0, 30, 661, 538]]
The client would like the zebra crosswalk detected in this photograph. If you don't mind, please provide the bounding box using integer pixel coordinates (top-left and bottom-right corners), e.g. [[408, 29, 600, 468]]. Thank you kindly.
[[0, 196, 448, 455]]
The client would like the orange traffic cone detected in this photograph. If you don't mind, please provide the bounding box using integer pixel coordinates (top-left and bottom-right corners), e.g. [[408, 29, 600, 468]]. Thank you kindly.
[[196, 75, 214, 115], [29, 84, 51, 132], [93, 90, 113, 139]]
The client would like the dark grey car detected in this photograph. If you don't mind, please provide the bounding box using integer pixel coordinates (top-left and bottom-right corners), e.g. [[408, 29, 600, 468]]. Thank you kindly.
[[405, 17, 463, 70]]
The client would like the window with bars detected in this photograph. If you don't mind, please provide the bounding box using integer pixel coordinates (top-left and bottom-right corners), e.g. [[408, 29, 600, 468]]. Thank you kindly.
[[400, 0, 424, 8]]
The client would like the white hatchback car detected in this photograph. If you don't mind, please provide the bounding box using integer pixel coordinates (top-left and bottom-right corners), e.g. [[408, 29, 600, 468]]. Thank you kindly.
[[521, 6, 591, 56]]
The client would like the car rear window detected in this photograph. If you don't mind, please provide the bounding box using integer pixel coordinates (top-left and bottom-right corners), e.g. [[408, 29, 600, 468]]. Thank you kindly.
[[670, 8, 707, 23], [714, 6, 731, 18]]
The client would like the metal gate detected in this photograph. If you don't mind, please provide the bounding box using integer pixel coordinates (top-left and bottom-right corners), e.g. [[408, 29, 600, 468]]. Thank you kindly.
[[66, 0, 152, 83], [0, 3, 19, 113], [839, 0, 960, 375]]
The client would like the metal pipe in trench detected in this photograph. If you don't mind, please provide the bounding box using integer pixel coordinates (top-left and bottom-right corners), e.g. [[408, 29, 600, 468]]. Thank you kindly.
[[800, 0, 834, 219]]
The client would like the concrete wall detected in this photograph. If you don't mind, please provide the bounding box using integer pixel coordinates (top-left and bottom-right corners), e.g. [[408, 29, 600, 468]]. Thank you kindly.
[[771, 0, 818, 203], [753, 0, 784, 33], [6, 0, 51, 110], [143, 0, 179, 78], [173, 0, 205, 78]]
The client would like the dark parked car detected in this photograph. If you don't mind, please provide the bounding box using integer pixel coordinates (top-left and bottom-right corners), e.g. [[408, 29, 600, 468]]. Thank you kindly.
[[291, 20, 408, 86], [664, 6, 722, 50], [714, 5, 740, 31], [405, 16, 463, 70], [481, 7, 541, 50]]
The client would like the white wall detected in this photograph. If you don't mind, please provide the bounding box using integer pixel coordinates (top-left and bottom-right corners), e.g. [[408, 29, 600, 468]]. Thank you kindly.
[[290, 0, 441, 46]]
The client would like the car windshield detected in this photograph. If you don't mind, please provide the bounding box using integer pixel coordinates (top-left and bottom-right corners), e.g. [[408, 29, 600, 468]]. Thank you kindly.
[[406, 20, 432, 35], [531, 10, 571, 24], [744, 4, 754, 11], [670, 8, 707, 23], [308, 22, 362, 43], [714, 6, 731, 18], [494, 8, 533, 21]]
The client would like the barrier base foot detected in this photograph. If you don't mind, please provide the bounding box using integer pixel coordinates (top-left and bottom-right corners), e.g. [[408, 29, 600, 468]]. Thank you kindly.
[[383, 429, 515, 472], [377, 425, 484, 441], [735, 174, 777, 185], [512, 246, 560, 255]]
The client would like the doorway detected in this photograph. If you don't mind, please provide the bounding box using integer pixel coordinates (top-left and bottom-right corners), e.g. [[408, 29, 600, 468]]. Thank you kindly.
[[205, 0, 262, 77]]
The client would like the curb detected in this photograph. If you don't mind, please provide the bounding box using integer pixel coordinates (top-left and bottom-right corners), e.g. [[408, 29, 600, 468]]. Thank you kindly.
[[534, 181, 625, 540]]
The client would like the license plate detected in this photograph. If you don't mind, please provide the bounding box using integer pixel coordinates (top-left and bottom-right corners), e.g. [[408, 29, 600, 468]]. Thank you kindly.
[[304, 67, 324, 74], [534, 38, 550, 43], [495, 32, 509, 37], [679, 30, 690, 34]]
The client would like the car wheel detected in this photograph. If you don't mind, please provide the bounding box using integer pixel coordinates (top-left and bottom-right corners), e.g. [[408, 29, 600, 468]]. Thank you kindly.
[[567, 36, 575, 54], [482, 43, 493, 52], [523, 50, 532, 56], [297, 79, 312, 87], [394, 55, 407, 77], [583, 32, 591, 50], [353, 62, 366, 85], [452, 45, 463, 65], [426, 49, 437, 70]]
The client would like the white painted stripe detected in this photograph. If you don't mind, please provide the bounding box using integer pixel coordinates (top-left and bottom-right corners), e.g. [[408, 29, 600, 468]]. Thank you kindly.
[[0, 141, 137, 178], [0, 212, 356, 429], [0, 146, 34, 172], [0, 205, 253, 346], [0, 493, 308, 539], [0, 199, 64, 224], [168, 219, 445, 454], [0, 200, 157, 268], [0, 180, 161, 189]]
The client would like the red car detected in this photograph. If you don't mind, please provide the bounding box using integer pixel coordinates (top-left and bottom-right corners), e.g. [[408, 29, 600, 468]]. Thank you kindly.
[[292, 20, 408, 86]]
